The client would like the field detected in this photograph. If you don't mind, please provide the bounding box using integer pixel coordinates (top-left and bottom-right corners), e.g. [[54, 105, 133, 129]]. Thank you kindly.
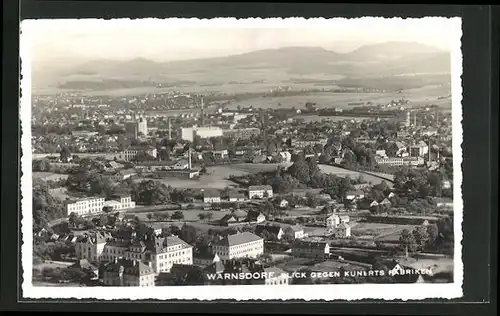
[[130, 209, 231, 222], [317, 165, 393, 187], [33, 172, 69, 181], [224, 85, 450, 110], [350, 222, 416, 242], [136, 163, 290, 189], [134, 163, 392, 189]]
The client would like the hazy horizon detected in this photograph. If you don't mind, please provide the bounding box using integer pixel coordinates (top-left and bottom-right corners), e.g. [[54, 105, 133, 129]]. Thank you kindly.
[[22, 18, 460, 66]]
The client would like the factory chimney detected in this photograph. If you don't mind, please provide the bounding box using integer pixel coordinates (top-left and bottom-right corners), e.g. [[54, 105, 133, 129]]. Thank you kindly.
[[200, 96, 205, 127], [413, 112, 417, 127], [168, 117, 172, 140], [188, 147, 192, 170]]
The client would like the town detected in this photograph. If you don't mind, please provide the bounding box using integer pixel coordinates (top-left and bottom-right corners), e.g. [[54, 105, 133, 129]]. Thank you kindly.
[[32, 89, 455, 287]]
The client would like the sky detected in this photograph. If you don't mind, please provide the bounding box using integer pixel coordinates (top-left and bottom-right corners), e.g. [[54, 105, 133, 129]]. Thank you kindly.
[[22, 18, 462, 64]]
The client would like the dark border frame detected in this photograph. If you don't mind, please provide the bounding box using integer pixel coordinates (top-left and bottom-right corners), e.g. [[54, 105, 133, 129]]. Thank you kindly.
[[2, 1, 497, 314]]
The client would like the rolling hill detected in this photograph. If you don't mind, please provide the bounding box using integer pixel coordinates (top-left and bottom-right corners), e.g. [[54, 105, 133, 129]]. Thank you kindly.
[[31, 41, 452, 92]]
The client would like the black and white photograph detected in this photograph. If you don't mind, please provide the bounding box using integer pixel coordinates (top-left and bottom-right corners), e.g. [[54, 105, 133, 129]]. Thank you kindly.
[[20, 17, 463, 300]]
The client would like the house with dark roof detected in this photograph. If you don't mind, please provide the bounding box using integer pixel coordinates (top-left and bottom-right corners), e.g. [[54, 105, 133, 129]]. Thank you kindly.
[[228, 191, 246, 202], [212, 232, 264, 261], [218, 209, 265, 226], [193, 249, 221, 267], [255, 224, 285, 240], [345, 190, 365, 201], [203, 189, 221, 204], [101, 258, 155, 287], [291, 241, 330, 259], [284, 225, 306, 240]]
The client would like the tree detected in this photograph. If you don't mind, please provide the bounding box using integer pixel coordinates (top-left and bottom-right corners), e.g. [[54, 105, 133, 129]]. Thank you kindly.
[[171, 211, 184, 222], [412, 225, 429, 251], [426, 224, 439, 247], [399, 229, 417, 257], [205, 212, 214, 222], [60, 146, 71, 162], [147, 213, 153, 223], [68, 212, 77, 227], [197, 213, 207, 222]]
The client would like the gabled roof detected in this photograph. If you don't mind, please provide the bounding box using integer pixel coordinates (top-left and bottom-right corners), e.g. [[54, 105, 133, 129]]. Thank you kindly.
[[338, 222, 350, 229], [286, 225, 304, 232], [214, 232, 263, 247], [203, 189, 220, 197], [248, 185, 273, 191], [255, 225, 283, 236], [292, 241, 329, 249]]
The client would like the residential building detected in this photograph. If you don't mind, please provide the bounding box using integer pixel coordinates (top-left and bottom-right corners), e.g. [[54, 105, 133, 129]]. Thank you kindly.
[[228, 191, 246, 202], [222, 128, 260, 140], [345, 190, 365, 201], [410, 141, 429, 157], [203, 189, 221, 204], [193, 251, 221, 267], [101, 258, 155, 287], [291, 241, 330, 258], [279, 199, 289, 208], [150, 236, 194, 274], [332, 222, 351, 238], [255, 225, 285, 240], [248, 185, 274, 199], [66, 197, 105, 216], [109, 146, 158, 162], [279, 151, 292, 163], [219, 209, 265, 226], [75, 231, 111, 263], [212, 232, 264, 262], [262, 267, 289, 285], [326, 214, 340, 231], [103, 195, 136, 211], [375, 156, 424, 167], [284, 225, 306, 240], [339, 215, 350, 223]]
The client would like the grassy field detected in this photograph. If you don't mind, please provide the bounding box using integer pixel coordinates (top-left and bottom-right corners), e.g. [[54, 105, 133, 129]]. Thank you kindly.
[[137, 163, 289, 189], [317, 164, 392, 186], [131, 209, 231, 222], [224, 85, 450, 110], [350, 222, 416, 242], [135, 163, 391, 189]]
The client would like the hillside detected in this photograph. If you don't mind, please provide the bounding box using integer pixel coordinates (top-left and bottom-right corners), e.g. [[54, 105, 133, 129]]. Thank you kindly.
[[31, 41, 452, 92]]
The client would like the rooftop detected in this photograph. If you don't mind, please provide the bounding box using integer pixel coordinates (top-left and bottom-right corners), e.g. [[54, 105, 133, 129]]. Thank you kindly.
[[248, 185, 273, 191], [215, 232, 263, 247]]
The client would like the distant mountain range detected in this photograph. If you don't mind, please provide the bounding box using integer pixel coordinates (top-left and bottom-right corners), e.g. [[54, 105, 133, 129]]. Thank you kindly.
[[31, 41, 451, 90]]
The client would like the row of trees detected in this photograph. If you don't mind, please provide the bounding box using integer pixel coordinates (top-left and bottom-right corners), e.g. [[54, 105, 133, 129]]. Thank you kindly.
[[399, 216, 454, 255]]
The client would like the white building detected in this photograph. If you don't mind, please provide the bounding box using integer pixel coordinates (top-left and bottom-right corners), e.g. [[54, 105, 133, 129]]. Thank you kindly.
[[203, 189, 221, 204], [333, 222, 351, 238], [263, 267, 289, 285], [212, 232, 264, 262], [109, 147, 158, 162], [279, 151, 292, 163], [248, 185, 274, 199], [75, 231, 111, 263], [195, 126, 223, 139], [326, 214, 340, 231], [66, 197, 105, 216], [104, 195, 136, 211], [137, 117, 148, 136], [145, 236, 194, 274], [101, 259, 155, 287], [181, 127, 195, 142], [284, 225, 306, 240]]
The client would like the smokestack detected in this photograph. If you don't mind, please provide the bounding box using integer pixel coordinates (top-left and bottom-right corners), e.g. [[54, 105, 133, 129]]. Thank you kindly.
[[414, 112, 417, 127], [168, 117, 172, 140], [188, 148, 192, 170], [200, 96, 205, 127], [428, 140, 431, 162]]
